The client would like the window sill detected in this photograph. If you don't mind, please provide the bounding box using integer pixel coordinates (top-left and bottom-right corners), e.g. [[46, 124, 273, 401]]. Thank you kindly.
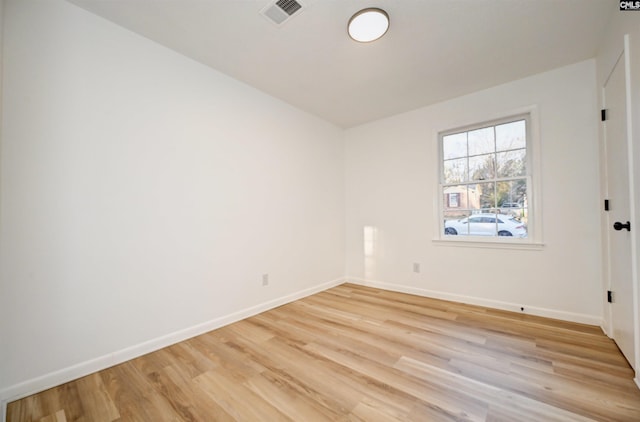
[[432, 238, 545, 251]]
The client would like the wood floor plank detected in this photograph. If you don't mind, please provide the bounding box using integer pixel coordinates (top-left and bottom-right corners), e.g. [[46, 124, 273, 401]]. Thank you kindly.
[[222, 333, 356, 418], [145, 363, 233, 422], [100, 362, 183, 421], [193, 369, 290, 421], [37, 410, 67, 422], [8, 283, 640, 421], [244, 369, 342, 421], [74, 373, 120, 421]]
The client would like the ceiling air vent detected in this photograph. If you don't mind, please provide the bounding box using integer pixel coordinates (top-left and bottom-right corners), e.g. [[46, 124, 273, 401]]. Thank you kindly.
[[261, 0, 303, 25]]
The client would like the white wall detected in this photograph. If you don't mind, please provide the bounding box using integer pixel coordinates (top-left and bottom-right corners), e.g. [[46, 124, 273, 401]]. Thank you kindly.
[[345, 60, 602, 323], [0, 0, 344, 403], [596, 9, 640, 379]]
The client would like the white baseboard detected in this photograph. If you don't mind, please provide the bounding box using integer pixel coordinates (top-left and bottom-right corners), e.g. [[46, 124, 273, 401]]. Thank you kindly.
[[0, 277, 345, 422], [347, 277, 603, 327]]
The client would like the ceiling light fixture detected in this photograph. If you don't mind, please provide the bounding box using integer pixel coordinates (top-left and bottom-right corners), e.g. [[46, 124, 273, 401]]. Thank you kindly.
[[348, 8, 389, 43]]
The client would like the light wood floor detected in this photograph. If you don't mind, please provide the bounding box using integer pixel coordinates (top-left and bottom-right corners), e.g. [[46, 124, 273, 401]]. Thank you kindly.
[[7, 283, 640, 421]]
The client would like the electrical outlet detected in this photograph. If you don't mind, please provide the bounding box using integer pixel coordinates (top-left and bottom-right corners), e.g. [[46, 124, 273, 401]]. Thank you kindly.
[[262, 273, 269, 286], [413, 263, 420, 273]]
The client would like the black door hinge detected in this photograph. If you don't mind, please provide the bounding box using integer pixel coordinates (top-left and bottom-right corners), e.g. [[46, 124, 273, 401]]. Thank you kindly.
[[604, 199, 610, 211], [601, 109, 608, 121], [607, 290, 613, 303]]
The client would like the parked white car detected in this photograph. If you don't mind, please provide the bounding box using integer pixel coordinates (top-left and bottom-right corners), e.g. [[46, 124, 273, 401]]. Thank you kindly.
[[500, 202, 524, 215], [444, 213, 527, 237]]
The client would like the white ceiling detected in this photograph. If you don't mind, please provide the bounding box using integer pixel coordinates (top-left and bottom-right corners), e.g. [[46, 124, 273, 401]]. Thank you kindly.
[[66, 0, 614, 128]]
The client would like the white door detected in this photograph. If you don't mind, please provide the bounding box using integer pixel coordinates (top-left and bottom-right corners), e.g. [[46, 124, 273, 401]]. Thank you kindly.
[[604, 50, 635, 368]]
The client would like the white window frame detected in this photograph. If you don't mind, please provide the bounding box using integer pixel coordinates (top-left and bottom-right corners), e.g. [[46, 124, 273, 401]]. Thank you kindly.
[[433, 107, 543, 250]]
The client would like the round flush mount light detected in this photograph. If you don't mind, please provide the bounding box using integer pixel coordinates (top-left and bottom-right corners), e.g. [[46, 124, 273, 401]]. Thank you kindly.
[[348, 8, 389, 43]]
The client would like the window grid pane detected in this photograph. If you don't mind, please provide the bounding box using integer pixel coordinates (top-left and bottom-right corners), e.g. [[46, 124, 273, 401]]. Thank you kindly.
[[496, 120, 526, 151], [442, 132, 468, 160]]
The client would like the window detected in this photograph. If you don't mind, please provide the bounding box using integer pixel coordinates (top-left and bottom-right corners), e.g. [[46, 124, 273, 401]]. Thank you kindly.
[[448, 192, 460, 208], [439, 114, 532, 241]]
